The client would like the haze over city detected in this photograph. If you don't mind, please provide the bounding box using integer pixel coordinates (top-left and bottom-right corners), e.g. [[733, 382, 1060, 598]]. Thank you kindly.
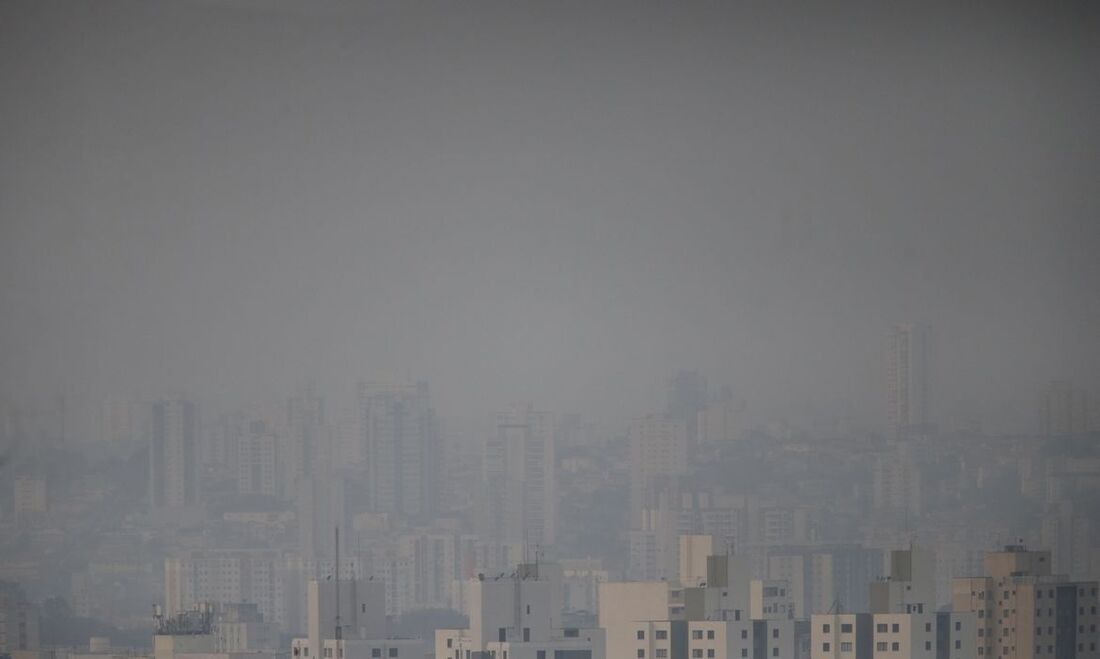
[[3, 0, 1098, 435], [0, 2, 1098, 659]]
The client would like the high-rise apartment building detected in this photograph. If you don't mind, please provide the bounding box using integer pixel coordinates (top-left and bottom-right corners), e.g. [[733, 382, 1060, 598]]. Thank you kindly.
[[238, 419, 279, 497], [952, 545, 1100, 659], [812, 614, 873, 659], [601, 551, 766, 659], [767, 545, 883, 617], [629, 415, 688, 526], [296, 475, 348, 562], [150, 397, 199, 511], [284, 385, 327, 500], [1041, 501, 1096, 580], [888, 324, 932, 440], [483, 404, 557, 549], [358, 381, 438, 518], [397, 529, 459, 611], [813, 612, 975, 659], [667, 369, 708, 447], [164, 549, 285, 627], [872, 447, 923, 520]]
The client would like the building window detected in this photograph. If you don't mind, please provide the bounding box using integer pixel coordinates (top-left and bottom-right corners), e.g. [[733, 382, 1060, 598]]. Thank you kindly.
[[841, 624, 853, 633], [892, 642, 900, 651], [892, 624, 899, 633], [388, 649, 397, 658], [638, 631, 645, 640], [925, 623, 932, 632], [707, 630, 714, 640], [741, 630, 748, 639], [657, 630, 667, 640], [708, 651, 714, 658], [537, 652, 545, 659], [372, 650, 381, 658], [655, 651, 667, 659], [840, 642, 852, 652], [877, 624, 887, 633], [877, 642, 888, 651], [925, 641, 931, 651], [637, 650, 645, 658], [692, 651, 703, 659], [447, 640, 453, 649], [692, 630, 702, 640], [523, 628, 530, 642], [822, 643, 830, 652], [823, 624, 831, 634], [740, 651, 747, 658]]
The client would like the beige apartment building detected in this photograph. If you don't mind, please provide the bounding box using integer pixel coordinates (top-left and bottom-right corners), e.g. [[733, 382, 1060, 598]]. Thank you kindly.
[[952, 545, 1099, 659]]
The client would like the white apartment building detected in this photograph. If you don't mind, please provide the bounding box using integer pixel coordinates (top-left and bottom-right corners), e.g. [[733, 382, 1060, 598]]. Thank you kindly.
[[307, 579, 387, 659], [437, 569, 601, 659]]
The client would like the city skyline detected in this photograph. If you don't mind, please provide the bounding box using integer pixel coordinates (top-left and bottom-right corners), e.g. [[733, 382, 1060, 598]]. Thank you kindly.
[[0, 1, 1098, 658]]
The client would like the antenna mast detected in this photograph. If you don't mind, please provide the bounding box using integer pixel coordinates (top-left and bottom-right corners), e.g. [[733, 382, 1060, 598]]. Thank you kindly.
[[334, 526, 342, 641]]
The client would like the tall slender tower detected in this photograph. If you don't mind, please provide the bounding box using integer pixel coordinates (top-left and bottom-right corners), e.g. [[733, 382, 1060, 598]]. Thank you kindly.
[[888, 323, 932, 440]]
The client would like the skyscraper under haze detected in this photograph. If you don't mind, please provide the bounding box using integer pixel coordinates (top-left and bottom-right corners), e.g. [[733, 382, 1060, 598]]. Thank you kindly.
[[888, 323, 932, 440], [667, 369, 707, 447], [483, 404, 557, 549], [357, 381, 438, 518], [149, 397, 199, 510], [628, 414, 688, 527], [284, 384, 326, 500]]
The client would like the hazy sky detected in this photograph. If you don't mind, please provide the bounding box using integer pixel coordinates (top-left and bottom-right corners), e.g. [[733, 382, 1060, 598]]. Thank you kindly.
[[1, 0, 1097, 436]]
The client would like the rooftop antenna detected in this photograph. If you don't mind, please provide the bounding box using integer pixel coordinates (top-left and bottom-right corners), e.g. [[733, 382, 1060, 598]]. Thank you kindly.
[[334, 526, 342, 642]]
